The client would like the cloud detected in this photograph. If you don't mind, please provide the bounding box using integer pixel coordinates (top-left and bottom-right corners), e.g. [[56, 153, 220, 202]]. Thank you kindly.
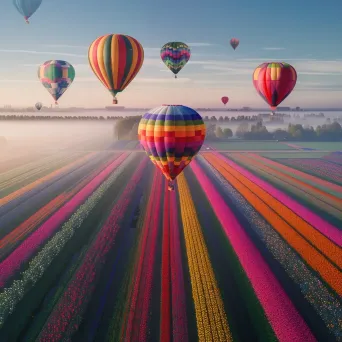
[[0, 49, 85, 58], [134, 77, 192, 83], [262, 47, 286, 50], [43, 44, 88, 49], [0, 79, 39, 83], [187, 43, 215, 47]]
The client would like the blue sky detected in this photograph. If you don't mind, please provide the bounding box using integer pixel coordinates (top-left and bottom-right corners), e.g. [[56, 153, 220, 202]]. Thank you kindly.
[[0, 0, 341, 108]]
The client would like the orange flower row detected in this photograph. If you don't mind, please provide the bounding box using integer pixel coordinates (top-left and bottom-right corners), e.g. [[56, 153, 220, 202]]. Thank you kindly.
[[203, 153, 342, 297]]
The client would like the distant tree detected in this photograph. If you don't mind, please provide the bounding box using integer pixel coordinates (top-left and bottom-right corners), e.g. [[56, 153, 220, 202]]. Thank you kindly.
[[205, 123, 217, 140], [273, 129, 289, 141], [210, 116, 217, 121], [222, 128, 233, 138], [236, 122, 249, 138], [218, 116, 224, 122], [215, 126, 224, 138]]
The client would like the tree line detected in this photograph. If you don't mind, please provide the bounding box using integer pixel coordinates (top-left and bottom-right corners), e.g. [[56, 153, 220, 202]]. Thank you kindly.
[[208, 121, 342, 141]]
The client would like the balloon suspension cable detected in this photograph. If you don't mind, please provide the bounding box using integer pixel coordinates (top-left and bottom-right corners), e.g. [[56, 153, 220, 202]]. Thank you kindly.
[[168, 180, 175, 191]]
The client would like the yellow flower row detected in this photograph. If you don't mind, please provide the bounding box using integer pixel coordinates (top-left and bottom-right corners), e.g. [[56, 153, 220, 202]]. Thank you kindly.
[[177, 174, 232, 342]]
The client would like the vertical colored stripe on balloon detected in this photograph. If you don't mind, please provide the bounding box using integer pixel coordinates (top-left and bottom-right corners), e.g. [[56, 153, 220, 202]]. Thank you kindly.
[[97, 36, 111, 88], [89, 36, 109, 89], [116, 35, 127, 90], [121, 36, 142, 90], [120, 35, 134, 89], [103, 35, 114, 92], [111, 35, 119, 91]]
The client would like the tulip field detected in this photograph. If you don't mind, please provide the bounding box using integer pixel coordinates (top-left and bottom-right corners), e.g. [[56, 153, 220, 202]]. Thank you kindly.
[[0, 148, 341, 341]]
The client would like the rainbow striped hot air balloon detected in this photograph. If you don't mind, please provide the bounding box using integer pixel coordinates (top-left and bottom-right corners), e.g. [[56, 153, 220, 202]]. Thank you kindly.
[[160, 42, 191, 78], [253, 62, 297, 111], [138, 105, 206, 190], [88, 34, 144, 104], [38, 60, 75, 105]]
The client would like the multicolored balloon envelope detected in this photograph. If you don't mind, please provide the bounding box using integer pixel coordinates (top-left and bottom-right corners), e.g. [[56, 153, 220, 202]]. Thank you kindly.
[[138, 105, 206, 184], [221, 96, 229, 105], [13, 0, 42, 23], [160, 42, 191, 78], [38, 60, 75, 105], [253, 62, 297, 110], [230, 38, 239, 50], [88, 34, 144, 104]]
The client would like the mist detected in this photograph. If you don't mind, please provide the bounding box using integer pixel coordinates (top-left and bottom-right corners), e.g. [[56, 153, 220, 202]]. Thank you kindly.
[[0, 121, 116, 163]]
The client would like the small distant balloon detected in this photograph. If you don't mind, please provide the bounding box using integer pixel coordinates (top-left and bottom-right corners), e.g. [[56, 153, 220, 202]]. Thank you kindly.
[[35, 102, 42, 110], [253, 62, 297, 111], [13, 0, 42, 23], [161, 42, 191, 78], [221, 96, 229, 105], [230, 38, 239, 50], [38, 60, 75, 105]]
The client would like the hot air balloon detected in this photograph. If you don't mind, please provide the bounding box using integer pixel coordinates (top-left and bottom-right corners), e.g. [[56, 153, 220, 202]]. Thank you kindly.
[[161, 42, 191, 78], [88, 34, 144, 104], [230, 38, 239, 50], [35, 102, 42, 110], [38, 60, 75, 105], [221, 96, 229, 105], [138, 105, 206, 191], [13, 0, 42, 24], [253, 62, 297, 112]]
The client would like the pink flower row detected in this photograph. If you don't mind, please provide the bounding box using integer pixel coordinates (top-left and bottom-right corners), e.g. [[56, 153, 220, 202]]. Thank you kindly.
[[190, 159, 316, 342], [170, 189, 188, 341], [123, 171, 163, 342], [251, 153, 342, 194], [283, 159, 342, 184], [38, 158, 148, 341], [0, 153, 127, 288], [225, 153, 342, 246]]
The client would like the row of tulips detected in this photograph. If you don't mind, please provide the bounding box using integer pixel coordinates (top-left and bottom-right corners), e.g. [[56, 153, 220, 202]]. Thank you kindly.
[[217, 153, 342, 246], [229, 154, 342, 221], [0, 153, 132, 327], [231, 153, 342, 209], [122, 171, 163, 341], [37, 156, 148, 341], [0, 150, 48, 174], [0, 152, 95, 207], [169, 187, 188, 341], [160, 184, 189, 342], [229, 154, 342, 219], [0, 151, 79, 184], [204, 153, 342, 296], [0, 151, 83, 193], [0, 153, 126, 287], [190, 159, 316, 342], [198, 156, 342, 339], [323, 152, 342, 165], [0, 152, 121, 259], [177, 173, 232, 342], [278, 158, 342, 184], [249, 153, 342, 195]]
